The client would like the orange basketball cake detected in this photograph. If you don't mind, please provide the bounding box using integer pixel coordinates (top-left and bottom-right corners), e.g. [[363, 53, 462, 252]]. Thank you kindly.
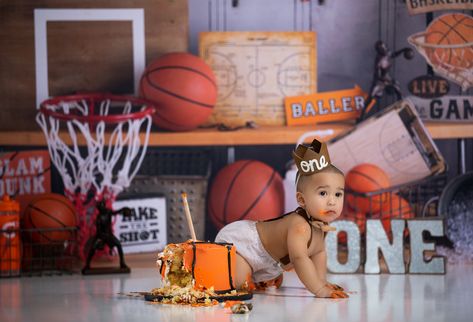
[[151, 240, 250, 306]]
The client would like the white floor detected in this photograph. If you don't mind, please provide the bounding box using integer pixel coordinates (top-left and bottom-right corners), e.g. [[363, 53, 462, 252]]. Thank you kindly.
[[1, 262, 472, 322]]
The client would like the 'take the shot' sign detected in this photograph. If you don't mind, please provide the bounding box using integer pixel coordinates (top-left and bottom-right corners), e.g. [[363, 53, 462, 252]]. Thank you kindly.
[[113, 196, 167, 254]]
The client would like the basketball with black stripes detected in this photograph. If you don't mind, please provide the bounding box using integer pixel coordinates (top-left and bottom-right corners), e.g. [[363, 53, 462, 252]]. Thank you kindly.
[[139, 52, 217, 131], [23, 193, 77, 244], [208, 160, 284, 230], [425, 13, 473, 70], [345, 163, 391, 214]]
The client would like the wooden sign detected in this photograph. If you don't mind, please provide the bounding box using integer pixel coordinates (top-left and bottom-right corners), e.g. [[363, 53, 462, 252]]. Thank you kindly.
[[0, 150, 51, 215], [285, 85, 366, 125], [199, 32, 317, 126], [406, 0, 473, 15], [408, 96, 473, 122], [408, 75, 450, 99], [113, 195, 167, 254], [328, 100, 446, 186]]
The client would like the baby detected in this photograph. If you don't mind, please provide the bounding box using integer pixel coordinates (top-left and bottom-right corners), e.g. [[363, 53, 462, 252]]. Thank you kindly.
[[215, 139, 349, 298]]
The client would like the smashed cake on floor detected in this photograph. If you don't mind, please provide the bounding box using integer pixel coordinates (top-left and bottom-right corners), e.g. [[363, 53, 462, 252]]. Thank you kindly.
[[152, 240, 250, 306]]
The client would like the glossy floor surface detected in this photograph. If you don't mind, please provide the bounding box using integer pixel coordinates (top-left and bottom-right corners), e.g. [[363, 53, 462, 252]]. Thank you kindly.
[[1, 258, 472, 322]]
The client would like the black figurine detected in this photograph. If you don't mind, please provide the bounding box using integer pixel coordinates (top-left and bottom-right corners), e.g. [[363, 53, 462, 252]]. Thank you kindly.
[[82, 200, 132, 275], [357, 40, 414, 122]]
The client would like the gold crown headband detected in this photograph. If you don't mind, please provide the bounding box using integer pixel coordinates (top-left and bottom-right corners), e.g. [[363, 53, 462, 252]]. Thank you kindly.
[[293, 139, 331, 185]]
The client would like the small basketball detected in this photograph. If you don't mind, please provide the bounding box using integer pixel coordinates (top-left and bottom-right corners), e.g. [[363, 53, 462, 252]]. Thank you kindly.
[[139, 52, 217, 131], [208, 160, 285, 230], [23, 193, 77, 244], [425, 13, 473, 70], [345, 163, 391, 214], [375, 194, 414, 235]]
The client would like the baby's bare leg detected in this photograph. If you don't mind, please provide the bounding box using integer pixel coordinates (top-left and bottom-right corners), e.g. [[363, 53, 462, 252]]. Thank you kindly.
[[234, 253, 253, 289]]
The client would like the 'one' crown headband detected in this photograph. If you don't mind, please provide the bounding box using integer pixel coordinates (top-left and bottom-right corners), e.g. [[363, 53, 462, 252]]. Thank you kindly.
[[293, 139, 331, 183]]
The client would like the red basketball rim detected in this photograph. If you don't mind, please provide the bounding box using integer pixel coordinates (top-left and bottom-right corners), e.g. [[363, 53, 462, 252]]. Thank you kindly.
[[39, 93, 156, 124]]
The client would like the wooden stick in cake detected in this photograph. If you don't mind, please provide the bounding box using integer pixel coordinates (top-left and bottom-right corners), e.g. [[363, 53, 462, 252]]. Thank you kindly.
[[181, 192, 197, 242]]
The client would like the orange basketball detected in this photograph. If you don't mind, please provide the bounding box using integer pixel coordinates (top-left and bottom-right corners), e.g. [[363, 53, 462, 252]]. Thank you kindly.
[[374, 194, 414, 235], [23, 193, 77, 244], [345, 163, 390, 214], [425, 13, 473, 70], [139, 52, 217, 131], [208, 160, 284, 229]]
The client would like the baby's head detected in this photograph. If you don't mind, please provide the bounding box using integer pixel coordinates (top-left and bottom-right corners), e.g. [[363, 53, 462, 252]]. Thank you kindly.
[[295, 165, 345, 223], [292, 139, 345, 223]]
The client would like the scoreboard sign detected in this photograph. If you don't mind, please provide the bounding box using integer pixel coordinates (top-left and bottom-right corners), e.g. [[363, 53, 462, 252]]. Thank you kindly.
[[113, 195, 167, 254]]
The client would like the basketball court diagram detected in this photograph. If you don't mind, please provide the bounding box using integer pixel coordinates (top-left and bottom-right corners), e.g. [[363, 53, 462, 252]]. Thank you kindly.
[[328, 100, 445, 186], [200, 32, 316, 126]]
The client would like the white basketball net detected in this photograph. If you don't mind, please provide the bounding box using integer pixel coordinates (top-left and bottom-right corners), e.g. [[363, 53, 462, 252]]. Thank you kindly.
[[36, 97, 153, 201], [408, 32, 473, 91]]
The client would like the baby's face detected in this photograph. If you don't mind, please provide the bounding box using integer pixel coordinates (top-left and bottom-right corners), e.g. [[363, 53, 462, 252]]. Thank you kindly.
[[297, 172, 345, 223]]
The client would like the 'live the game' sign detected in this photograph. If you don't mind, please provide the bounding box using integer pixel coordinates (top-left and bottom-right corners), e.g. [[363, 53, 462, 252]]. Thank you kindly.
[[408, 75, 450, 99], [113, 195, 167, 254], [407, 96, 473, 122]]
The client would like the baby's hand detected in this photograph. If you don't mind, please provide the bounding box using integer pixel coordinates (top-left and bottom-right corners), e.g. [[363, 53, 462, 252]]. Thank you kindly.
[[326, 282, 344, 291], [315, 285, 349, 299]]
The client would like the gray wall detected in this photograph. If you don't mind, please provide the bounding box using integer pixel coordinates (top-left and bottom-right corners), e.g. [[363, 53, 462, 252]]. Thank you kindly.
[[189, 0, 471, 96], [187, 0, 473, 181]]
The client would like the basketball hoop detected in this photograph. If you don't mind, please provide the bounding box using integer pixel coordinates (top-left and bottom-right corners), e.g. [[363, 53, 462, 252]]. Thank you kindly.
[[408, 32, 473, 91], [36, 93, 155, 258]]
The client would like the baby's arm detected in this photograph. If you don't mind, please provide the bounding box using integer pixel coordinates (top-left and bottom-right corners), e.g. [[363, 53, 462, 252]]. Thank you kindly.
[[287, 221, 328, 297], [311, 250, 327, 282], [311, 250, 345, 292]]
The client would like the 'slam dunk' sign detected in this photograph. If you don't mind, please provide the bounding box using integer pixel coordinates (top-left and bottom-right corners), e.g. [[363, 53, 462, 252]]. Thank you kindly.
[[285, 85, 367, 125], [0, 150, 51, 212]]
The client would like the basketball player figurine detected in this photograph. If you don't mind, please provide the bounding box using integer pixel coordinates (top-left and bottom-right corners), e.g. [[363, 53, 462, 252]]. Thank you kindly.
[[82, 200, 132, 275], [357, 40, 414, 123]]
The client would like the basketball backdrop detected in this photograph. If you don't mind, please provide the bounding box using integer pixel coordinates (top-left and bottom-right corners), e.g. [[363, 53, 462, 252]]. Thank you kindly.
[[140, 52, 217, 131], [23, 193, 77, 244], [208, 160, 285, 230]]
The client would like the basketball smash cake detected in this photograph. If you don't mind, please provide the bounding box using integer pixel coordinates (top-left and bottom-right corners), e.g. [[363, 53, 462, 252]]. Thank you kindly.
[[152, 240, 247, 306]]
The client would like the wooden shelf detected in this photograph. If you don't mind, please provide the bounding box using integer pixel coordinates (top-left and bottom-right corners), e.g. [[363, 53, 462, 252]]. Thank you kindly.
[[0, 123, 471, 147]]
